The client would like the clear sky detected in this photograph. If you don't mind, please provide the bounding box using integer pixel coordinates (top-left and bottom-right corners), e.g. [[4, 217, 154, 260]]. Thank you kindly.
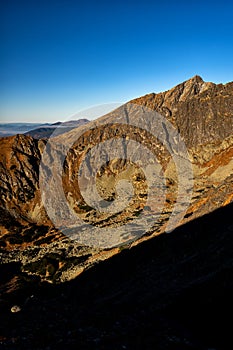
[[1, 0, 233, 123]]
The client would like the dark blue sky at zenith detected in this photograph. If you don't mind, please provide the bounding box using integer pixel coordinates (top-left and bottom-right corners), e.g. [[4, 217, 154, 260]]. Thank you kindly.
[[1, 0, 233, 122]]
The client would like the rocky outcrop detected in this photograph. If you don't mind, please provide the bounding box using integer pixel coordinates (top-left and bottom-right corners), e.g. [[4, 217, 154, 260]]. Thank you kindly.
[[0, 135, 48, 224], [132, 75, 233, 148], [0, 76, 232, 283]]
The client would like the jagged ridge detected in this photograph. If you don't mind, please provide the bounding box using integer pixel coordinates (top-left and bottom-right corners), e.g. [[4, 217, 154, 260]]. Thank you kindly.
[[0, 76, 232, 282]]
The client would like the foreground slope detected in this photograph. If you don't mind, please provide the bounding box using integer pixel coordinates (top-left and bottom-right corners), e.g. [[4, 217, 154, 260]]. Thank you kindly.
[[1, 201, 233, 349]]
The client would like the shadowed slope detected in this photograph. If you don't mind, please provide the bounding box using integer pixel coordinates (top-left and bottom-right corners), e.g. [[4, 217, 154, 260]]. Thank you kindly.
[[1, 201, 233, 349]]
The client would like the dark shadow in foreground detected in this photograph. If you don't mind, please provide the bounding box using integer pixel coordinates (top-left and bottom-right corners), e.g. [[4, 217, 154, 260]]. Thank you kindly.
[[1, 201, 233, 349]]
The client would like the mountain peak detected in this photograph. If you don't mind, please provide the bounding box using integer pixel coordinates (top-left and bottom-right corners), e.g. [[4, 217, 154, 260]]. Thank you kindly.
[[186, 75, 204, 84], [177, 75, 208, 101]]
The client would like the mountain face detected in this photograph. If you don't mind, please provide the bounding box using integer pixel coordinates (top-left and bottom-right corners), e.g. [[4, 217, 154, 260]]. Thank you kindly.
[[132, 75, 233, 148], [0, 76, 233, 283]]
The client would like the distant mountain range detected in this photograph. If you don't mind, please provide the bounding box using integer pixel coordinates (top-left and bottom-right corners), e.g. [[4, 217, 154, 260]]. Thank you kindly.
[[0, 119, 89, 139], [0, 123, 47, 137]]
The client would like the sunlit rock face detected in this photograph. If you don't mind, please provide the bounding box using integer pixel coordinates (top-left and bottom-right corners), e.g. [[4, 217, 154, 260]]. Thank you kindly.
[[0, 76, 233, 282]]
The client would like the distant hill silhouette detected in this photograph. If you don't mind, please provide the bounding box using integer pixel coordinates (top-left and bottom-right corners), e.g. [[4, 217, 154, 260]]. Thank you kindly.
[[0, 119, 89, 139], [25, 119, 89, 139]]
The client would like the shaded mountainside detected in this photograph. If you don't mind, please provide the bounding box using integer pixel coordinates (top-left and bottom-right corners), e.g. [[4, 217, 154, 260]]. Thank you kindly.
[[1, 202, 233, 349], [0, 75, 232, 282]]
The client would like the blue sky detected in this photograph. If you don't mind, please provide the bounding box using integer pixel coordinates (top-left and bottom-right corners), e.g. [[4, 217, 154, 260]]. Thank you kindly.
[[1, 0, 233, 123]]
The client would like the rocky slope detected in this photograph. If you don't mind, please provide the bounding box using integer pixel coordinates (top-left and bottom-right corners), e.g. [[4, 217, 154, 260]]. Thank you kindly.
[[0, 76, 232, 283], [132, 75, 233, 148], [1, 201, 233, 349]]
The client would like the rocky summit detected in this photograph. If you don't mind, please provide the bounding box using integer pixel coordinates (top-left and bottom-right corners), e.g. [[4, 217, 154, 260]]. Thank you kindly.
[[0, 76, 233, 349]]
